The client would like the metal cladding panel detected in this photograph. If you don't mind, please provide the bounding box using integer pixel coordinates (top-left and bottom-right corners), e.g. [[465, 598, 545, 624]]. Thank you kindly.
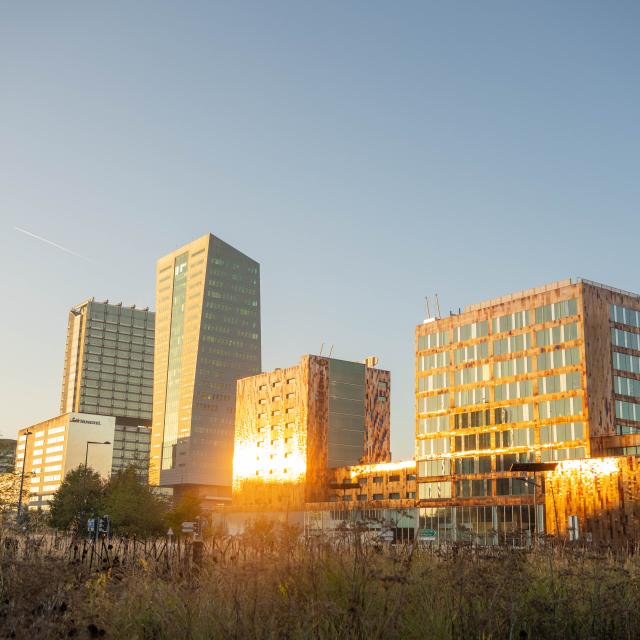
[[543, 457, 640, 544], [364, 367, 391, 463]]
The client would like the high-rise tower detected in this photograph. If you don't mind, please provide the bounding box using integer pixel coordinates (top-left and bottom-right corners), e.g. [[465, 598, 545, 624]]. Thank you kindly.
[[59, 298, 154, 477], [150, 233, 261, 501]]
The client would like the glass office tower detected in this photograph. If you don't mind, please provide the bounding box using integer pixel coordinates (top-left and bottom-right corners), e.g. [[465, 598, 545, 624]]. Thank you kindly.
[[60, 299, 154, 477], [150, 233, 261, 501]]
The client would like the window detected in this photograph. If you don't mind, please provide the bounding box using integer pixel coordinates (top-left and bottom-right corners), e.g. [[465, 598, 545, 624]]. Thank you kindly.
[[615, 376, 640, 398], [418, 393, 449, 414], [493, 356, 532, 379], [492, 310, 530, 334], [418, 331, 450, 351], [454, 364, 490, 386], [418, 372, 448, 392], [418, 481, 451, 500], [454, 432, 491, 452], [454, 342, 489, 365], [495, 427, 534, 447], [419, 459, 451, 477], [539, 372, 581, 394], [372, 493, 384, 501], [495, 451, 534, 471], [540, 421, 584, 444], [538, 396, 582, 419], [540, 447, 585, 462], [419, 415, 450, 434], [419, 351, 448, 371], [535, 298, 578, 323], [453, 321, 488, 342], [613, 352, 640, 375], [611, 304, 640, 328], [453, 408, 490, 429], [454, 386, 489, 407], [418, 437, 450, 456], [456, 479, 489, 497], [536, 322, 579, 347], [494, 380, 533, 401], [493, 333, 531, 356], [611, 329, 640, 351], [373, 476, 383, 483], [494, 403, 533, 424], [537, 347, 580, 371], [454, 456, 491, 474], [616, 400, 640, 422], [388, 492, 401, 500]]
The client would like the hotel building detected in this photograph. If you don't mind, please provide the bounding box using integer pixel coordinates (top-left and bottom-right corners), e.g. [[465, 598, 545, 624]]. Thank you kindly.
[[59, 298, 154, 477], [151, 234, 261, 500], [415, 278, 640, 543], [16, 413, 115, 510], [232, 355, 391, 509]]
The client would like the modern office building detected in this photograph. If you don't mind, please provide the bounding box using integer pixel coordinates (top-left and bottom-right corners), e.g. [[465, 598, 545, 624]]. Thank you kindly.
[[16, 413, 115, 510], [232, 355, 391, 509], [0, 439, 17, 474], [60, 298, 154, 477], [150, 233, 261, 501], [415, 278, 640, 543]]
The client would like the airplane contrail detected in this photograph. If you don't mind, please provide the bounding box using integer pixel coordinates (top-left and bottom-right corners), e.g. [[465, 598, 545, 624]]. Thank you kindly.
[[14, 226, 94, 263]]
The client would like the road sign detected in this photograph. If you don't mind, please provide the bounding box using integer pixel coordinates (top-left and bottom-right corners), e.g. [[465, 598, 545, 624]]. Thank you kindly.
[[87, 518, 95, 533], [181, 521, 194, 533], [167, 528, 174, 537], [418, 529, 437, 541]]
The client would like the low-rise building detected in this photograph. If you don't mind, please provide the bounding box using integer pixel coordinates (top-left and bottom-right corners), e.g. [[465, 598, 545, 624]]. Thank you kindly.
[[232, 355, 391, 510]]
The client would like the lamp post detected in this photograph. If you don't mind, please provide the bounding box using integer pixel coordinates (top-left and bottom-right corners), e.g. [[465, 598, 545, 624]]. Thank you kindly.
[[510, 462, 560, 539], [16, 430, 33, 521]]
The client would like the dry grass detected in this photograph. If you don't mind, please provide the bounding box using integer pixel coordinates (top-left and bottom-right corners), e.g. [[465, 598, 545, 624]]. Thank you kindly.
[[1, 525, 640, 639]]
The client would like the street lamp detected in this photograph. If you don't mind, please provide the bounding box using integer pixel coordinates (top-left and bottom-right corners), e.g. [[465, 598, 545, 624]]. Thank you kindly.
[[16, 430, 33, 521], [510, 462, 560, 537]]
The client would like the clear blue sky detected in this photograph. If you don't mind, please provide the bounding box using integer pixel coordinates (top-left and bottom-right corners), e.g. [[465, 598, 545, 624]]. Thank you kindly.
[[1, 2, 639, 459]]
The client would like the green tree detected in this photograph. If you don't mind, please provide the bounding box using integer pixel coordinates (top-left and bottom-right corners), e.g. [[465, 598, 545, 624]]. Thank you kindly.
[[48, 465, 104, 531], [103, 467, 167, 537], [164, 492, 202, 537]]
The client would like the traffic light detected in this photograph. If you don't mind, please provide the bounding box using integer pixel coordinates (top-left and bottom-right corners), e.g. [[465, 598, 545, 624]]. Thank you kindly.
[[99, 515, 110, 535]]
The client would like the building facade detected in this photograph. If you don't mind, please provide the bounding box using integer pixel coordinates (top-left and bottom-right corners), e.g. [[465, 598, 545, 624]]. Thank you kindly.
[[0, 439, 17, 474], [16, 413, 115, 510], [150, 233, 261, 500], [59, 298, 154, 477], [232, 355, 391, 509], [415, 278, 640, 543]]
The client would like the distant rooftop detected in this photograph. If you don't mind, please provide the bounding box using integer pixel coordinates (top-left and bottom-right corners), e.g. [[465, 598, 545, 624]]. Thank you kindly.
[[464, 277, 640, 313]]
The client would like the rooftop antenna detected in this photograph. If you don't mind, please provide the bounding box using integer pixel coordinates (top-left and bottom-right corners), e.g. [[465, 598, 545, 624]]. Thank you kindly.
[[435, 293, 442, 318], [328, 344, 334, 358], [319, 342, 324, 356], [425, 296, 431, 319]]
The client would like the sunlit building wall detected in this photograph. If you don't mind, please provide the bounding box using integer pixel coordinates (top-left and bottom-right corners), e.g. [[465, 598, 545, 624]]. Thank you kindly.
[[232, 355, 390, 509], [150, 233, 261, 500], [415, 278, 640, 542], [16, 413, 115, 510]]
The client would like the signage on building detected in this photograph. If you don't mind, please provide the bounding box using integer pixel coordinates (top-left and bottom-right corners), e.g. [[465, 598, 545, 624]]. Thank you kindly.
[[71, 416, 102, 426], [181, 521, 195, 533]]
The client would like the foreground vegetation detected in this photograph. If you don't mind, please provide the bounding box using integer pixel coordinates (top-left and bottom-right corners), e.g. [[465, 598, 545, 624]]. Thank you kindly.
[[1, 522, 640, 639]]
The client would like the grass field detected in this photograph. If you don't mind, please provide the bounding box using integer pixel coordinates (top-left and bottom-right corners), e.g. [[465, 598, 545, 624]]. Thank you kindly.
[[1, 522, 639, 639]]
